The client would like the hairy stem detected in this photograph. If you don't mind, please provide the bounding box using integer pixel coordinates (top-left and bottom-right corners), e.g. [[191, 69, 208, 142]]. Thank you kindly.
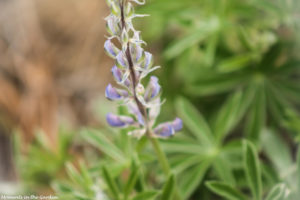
[[119, 2, 182, 199]]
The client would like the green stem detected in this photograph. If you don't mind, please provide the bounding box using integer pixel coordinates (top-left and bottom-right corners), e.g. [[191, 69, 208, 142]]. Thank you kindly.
[[149, 137, 170, 175], [148, 134, 182, 200]]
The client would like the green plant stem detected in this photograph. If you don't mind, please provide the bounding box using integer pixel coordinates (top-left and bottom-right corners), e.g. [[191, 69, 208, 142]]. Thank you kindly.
[[149, 136, 171, 175], [148, 134, 182, 200]]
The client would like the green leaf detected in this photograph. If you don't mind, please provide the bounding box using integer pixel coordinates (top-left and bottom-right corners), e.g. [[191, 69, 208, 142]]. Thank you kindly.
[[102, 166, 120, 200], [265, 183, 288, 200], [297, 148, 300, 195], [204, 33, 219, 67], [161, 137, 205, 154], [245, 84, 266, 144], [66, 163, 83, 185], [170, 154, 206, 175], [175, 97, 213, 145], [81, 129, 125, 162], [217, 53, 253, 73], [243, 140, 262, 200], [206, 181, 248, 200], [213, 155, 236, 186], [78, 161, 93, 191], [124, 160, 140, 200], [52, 182, 73, 193], [164, 17, 220, 59], [214, 87, 255, 142], [132, 191, 159, 200], [186, 73, 247, 96], [262, 129, 293, 175], [160, 174, 175, 200], [179, 160, 211, 199]]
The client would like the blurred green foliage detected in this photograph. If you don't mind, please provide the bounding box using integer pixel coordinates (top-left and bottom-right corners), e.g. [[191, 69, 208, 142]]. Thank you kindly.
[[16, 0, 300, 199]]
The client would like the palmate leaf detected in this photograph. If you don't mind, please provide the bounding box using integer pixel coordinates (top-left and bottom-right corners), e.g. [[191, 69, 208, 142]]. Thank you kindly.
[[212, 155, 236, 186], [102, 166, 120, 200], [132, 191, 159, 200], [262, 129, 293, 176], [217, 53, 254, 73], [124, 160, 140, 200], [213, 87, 255, 143], [206, 181, 248, 200], [266, 80, 299, 127], [164, 17, 220, 59], [175, 97, 214, 145], [179, 160, 211, 199], [160, 174, 175, 200], [243, 140, 262, 200], [186, 72, 248, 96], [81, 129, 126, 163], [170, 154, 207, 175], [297, 148, 300, 197], [265, 183, 289, 200], [160, 137, 205, 154], [245, 83, 266, 144]]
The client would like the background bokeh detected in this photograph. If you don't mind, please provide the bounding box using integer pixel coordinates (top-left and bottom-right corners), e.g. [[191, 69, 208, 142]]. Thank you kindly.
[[0, 0, 299, 199]]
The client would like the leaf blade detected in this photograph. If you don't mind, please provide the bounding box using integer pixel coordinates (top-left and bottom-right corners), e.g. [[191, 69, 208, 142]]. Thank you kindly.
[[243, 140, 262, 200], [206, 181, 248, 200]]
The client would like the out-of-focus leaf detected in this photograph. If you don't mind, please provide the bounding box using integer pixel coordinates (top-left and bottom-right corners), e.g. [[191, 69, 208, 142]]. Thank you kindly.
[[164, 17, 220, 59], [78, 161, 93, 189], [262, 129, 293, 175], [132, 191, 159, 200], [213, 87, 255, 142], [217, 53, 253, 73], [265, 183, 289, 200], [204, 33, 219, 67], [170, 154, 206, 175], [175, 97, 214, 145], [245, 84, 266, 144], [297, 148, 300, 195], [186, 73, 248, 96], [66, 163, 83, 186], [243, 140, 262, 200], [102, 166, 120, 200], [160, 174, 175, 200], [179, 160, 211, 199], [52, 182, 73, 193], [124, 160, 140, 200], [213, 155, 236, 186], [81, 129, 125, 162], [161, 138, 205, 154], [206, 181, 248, 200]]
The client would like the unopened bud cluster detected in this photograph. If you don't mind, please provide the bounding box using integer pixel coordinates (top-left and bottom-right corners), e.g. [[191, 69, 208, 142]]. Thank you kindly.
[[104, 0, 182, 138]]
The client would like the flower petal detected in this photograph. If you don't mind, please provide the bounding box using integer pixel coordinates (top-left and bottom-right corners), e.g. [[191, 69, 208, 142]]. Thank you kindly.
[[172, 118, 183, 132], [144, 76, 161, 101], [104, 40, 120, 58], [111, 65, 122, 82], [105, 84, 128, 100], [127, 101, 145, 126], [154, 123, 174, 137], [106, 113, 134, 127], [116, 52, 128, 68]]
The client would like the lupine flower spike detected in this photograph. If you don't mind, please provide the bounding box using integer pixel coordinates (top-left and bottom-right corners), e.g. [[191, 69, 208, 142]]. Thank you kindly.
[[104, 0, 182, 138]]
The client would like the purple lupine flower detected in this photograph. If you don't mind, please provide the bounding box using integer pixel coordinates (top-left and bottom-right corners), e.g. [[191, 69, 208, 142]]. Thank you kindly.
[[104, 0, 182, 138], [153, 118, 183, 138], [105, 84, 128, 100], [154, 124, 174, 137], [172, 118, 183, 131], [144, 76, 161, 101], [106, 113, 135, 127], [111, 66, 122, 82], [104, 40, 119, 58], [116, 52, 128, 68]]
